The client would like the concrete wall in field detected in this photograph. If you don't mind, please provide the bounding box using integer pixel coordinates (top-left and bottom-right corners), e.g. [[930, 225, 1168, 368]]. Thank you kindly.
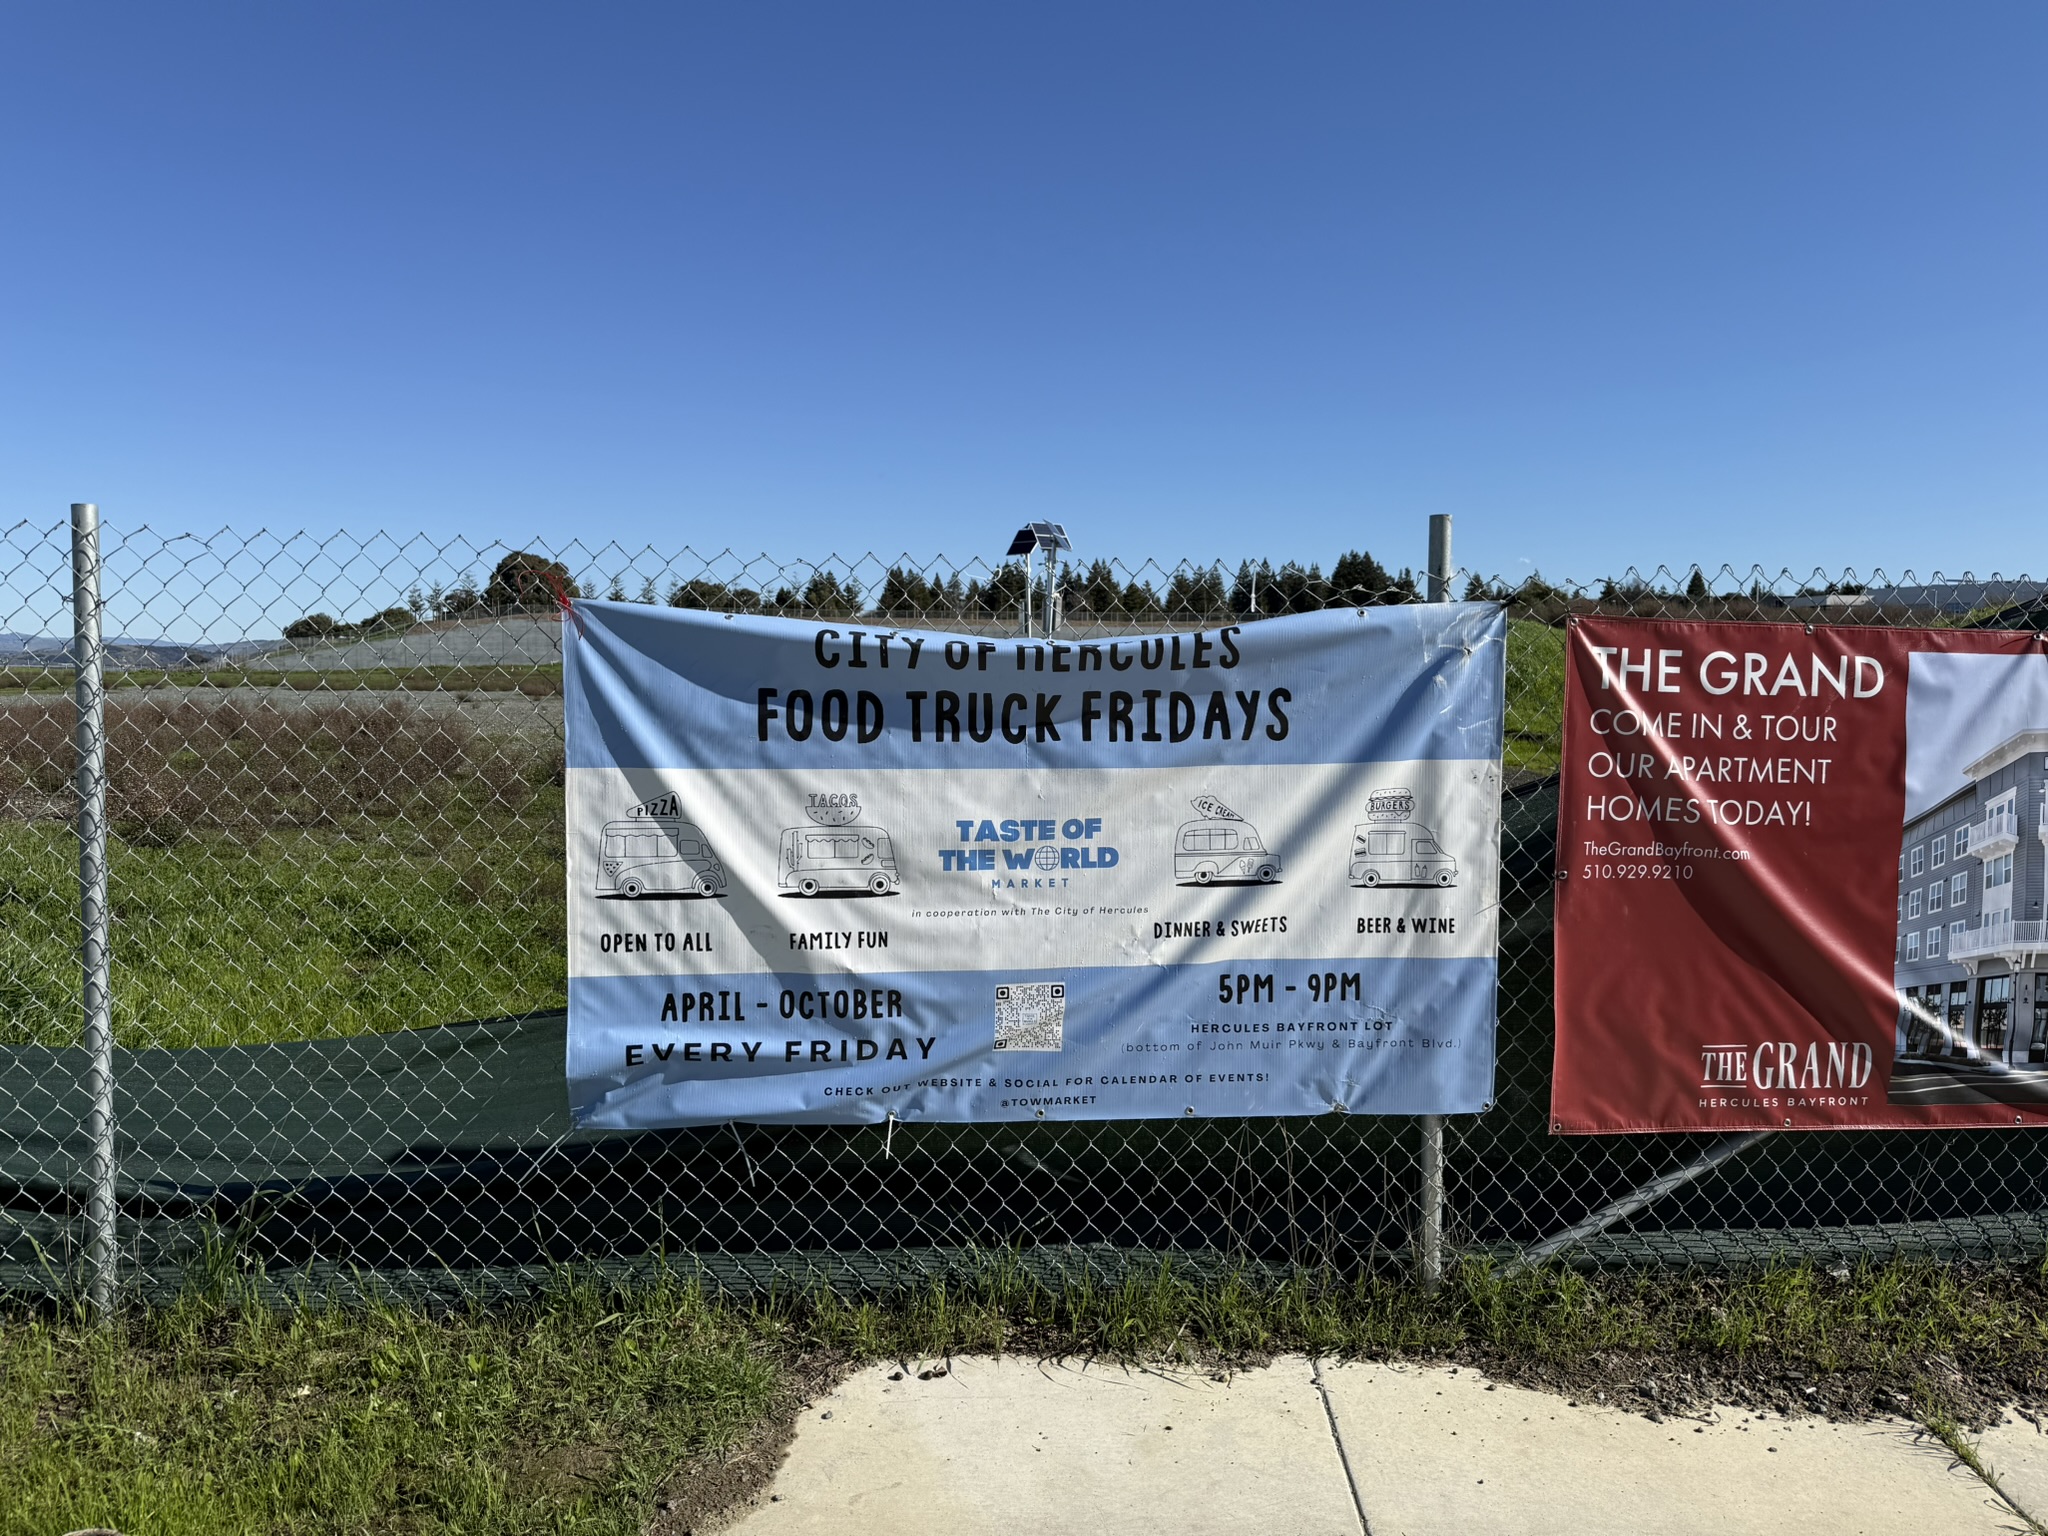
[[262, 613, 565, 670]]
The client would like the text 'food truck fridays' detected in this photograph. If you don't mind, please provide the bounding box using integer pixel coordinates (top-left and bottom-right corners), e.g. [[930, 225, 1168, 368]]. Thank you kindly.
[[563, 601, 1508, 1128], [750, 628, 1294, 749]]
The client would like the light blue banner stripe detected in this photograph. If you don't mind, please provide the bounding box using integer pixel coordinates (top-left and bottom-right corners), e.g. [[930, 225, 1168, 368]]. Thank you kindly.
[[568, 957, 1497, 1126]]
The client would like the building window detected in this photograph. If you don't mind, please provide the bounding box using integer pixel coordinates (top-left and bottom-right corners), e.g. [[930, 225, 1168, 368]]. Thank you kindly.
[[1977, 974, 2014, 1055], [1932, 834, 1947, 867], [2032, 987, 2048, 1064], [1906, 931, 1921, 960], [1988, 853, 2015, 891], [1910, 845, 1925, 876], [1949, 982, 1971, 1055], [1908, 889, 1922, 919], [1954, 824, 1970, 857], [1951, 920, 1967, 947], [1927, 927, 1942, 958], [1951, 872, 1968, 905], [1929, 883, 1944, 913]]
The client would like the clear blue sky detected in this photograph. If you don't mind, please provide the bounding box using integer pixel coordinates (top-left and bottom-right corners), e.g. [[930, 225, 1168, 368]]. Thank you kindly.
[[2, 2, 2042, 601]]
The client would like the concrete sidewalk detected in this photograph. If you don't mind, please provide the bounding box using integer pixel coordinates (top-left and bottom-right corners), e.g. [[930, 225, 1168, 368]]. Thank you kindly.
[[720, 1356, 2041, 1536]]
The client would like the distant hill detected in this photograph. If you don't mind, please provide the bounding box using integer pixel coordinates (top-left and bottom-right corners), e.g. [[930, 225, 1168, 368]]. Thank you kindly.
[[256, 612, 564, 670], [1785, 580, 2048, 617], [0, 633, 276, 669], [0, 614, 565, 673]]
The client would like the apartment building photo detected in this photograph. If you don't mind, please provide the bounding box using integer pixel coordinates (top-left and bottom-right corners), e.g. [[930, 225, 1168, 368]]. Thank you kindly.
[[1892, 727, 2048, 1101]]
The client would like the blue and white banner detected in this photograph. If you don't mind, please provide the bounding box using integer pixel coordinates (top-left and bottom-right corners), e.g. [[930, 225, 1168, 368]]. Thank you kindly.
[[565, 601, 1506, 1127]]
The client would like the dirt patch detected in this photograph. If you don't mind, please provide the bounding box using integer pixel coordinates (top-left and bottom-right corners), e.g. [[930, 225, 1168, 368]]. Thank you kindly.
[[644, 1350, 852, 1536], [0, 694, 558, 834], [1438, 1343, 2043, 1430], [510, 1439, 619, 1502]]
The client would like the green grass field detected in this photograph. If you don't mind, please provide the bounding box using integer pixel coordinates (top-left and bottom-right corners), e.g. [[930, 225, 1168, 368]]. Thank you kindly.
[[1, 811, 565, 1050], [1, 695, 567, 1048], [1504, 618, 1566, 776], [0, 1271, 775, 1536]]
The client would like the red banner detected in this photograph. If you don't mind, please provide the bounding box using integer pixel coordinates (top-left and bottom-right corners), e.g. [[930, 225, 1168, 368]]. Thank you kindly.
[[1553, 615, 2048, 1133]]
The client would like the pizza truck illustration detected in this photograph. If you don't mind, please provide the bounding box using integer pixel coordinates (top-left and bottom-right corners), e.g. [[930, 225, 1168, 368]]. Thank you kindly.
[[1173, 794, 1281, 885], [1349, 788, 1458, 888], [596, 792, 728, 899], [778, 792, 901, 897]]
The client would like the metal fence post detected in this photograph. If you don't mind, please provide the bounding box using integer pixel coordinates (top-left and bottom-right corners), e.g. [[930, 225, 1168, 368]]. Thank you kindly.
[[1426, 515, 1452, 605], [1416, 512, 1453, 1291], [71, 502, 118, 1317]]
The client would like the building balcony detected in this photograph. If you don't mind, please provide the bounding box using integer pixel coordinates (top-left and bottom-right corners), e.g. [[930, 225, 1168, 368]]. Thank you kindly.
[[1965, 806, 2021, 861], [1949, 918, 2048, 966]]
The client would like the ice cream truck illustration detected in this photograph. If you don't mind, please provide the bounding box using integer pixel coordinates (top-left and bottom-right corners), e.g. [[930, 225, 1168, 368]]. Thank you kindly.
[[595, 792, 728, 898], [1348, 788, 1458, 888], [1173, 794, 1281, 885], [778, 791, 901, 897]]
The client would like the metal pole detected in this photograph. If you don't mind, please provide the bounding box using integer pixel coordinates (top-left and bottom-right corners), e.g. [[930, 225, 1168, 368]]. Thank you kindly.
[[1417, 512, 1452, 1290], [1417, 1111, 1444, 1290], [71, 502, 118, 1318]]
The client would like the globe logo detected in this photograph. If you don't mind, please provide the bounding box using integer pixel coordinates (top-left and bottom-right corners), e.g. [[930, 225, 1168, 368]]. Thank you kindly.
[[1034, 845, 1059, 871]]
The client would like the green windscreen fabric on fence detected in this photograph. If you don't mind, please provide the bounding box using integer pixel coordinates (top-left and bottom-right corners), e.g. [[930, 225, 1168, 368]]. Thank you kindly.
[[0, 1011, 576, 1199], [0, 1012, 592, 1296]]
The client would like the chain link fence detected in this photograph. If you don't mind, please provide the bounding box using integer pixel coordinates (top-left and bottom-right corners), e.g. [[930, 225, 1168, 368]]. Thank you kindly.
[[3, 515, 2045, 1304]]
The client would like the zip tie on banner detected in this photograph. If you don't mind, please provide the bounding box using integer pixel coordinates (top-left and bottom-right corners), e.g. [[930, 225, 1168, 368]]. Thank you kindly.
[[885, 1109, 897, 1161], [542, 568, 586, 639]]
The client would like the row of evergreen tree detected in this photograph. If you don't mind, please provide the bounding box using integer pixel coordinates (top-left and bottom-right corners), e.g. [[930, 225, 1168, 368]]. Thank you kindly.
[[292, 548, 1820, 636], [608, 559, 1808, 618], [631, 551, 1436, 622]]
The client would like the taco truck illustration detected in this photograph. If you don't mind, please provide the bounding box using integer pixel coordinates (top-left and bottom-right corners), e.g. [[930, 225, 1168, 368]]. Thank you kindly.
[[1173, 794, 1281, 885], [778, 792, 901, 897], [596, 792, 728, 899], [1348, 788, 1457, 888]]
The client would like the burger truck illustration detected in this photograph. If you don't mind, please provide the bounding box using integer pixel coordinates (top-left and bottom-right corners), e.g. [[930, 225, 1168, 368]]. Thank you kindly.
[[595, 792, 729, 899], [1349, 788, 1458, 888], [1173, 794, 1281, 885], [778, 792, 901, 897]]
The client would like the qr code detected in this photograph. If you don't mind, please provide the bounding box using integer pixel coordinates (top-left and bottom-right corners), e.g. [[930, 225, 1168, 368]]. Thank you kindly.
[[993, 982, 1066, 1052]]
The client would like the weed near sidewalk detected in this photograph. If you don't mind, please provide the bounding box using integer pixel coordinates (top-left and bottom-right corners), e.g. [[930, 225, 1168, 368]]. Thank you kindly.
[[0, 1271, 775, 1536], [5, 1254, 2045, 1536]]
